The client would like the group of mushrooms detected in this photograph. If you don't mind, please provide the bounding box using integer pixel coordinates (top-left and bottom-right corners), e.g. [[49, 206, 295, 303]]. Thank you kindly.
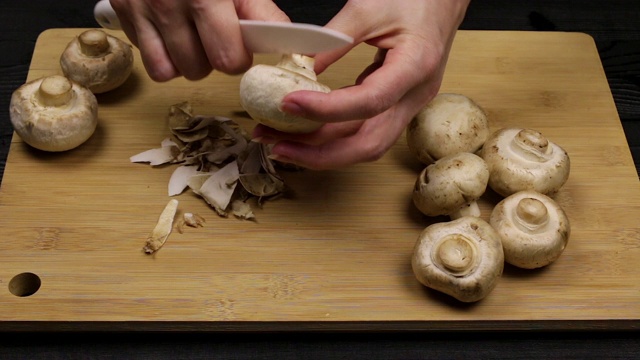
[[10, 29, 133, 152], [407, 93, 571, 302]]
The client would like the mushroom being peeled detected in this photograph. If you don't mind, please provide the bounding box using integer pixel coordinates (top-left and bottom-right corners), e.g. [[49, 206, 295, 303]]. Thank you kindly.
[[412, 216, 504, 302], [480, 128, 570, 197], [412, 152, 490, 219], [406, 93, 490, 165], [239, 54, 330, 133], [60, 29, 134, 94], [9, 75, 98, 152], [490, 190, 570, 269]]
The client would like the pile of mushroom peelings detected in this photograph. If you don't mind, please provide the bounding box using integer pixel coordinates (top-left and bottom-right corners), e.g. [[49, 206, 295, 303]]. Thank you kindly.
[[130, 101, 285, 221]]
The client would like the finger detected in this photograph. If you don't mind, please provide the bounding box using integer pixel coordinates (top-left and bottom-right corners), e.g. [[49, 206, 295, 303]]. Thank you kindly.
[[134, 24, 181, 81], [270, 74, 439, 170], [269, 113, 404, 170], [282, 41, 428, 122], [192, 1, 252, 75], [311, 0, 389, 74], [156, 17, 213, 80], [109, 1, 180, 81], [193, 0, 290, 75], [235, 0, 290, 22], [252, 120, 364, 146]]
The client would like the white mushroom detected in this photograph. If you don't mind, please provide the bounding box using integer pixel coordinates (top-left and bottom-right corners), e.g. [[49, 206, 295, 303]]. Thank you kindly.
[[490, 190, 570, 269], [406, 93, 490, 165], [480, 128, 570, 197], [239, 54, 330, 133], [9, 75, 98, 152], [60, 29, 134, 94], [412, 216, 504, 302], [412, 152, 490, 219]]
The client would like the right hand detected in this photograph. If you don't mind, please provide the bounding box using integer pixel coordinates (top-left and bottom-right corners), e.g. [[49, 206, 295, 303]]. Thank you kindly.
[[109, 0, 290, 81]]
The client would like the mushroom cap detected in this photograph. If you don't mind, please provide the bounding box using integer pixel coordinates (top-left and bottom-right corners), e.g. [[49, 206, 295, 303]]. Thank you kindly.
[[411, 216, 504, 302], [406, 93, 490, 165], [60, 29, 134, 94], [490, 190, 570, 269], [239, 54, 330, 134], [481, 128, 570, 197], [412, 152, 489, 217], [9, 75, 98, 152]]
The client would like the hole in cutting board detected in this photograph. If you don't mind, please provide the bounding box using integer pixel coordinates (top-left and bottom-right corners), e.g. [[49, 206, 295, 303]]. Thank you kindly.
[[8, 272, 41, 297]]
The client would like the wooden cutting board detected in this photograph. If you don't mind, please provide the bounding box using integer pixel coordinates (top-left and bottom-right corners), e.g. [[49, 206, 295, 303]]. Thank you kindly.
[[0, 29, 638, 331]]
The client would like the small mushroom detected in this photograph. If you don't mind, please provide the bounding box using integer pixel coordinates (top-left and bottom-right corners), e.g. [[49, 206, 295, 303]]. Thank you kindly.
[[60, 29, 134, 94], [411, 216, 504, 302], [406, 93, 490, 165], [239, 54, 330, 133], [412, 152, 490, 219], [9, 75, 98, 152], [480, 128, 570, 197], [490, 190, 570, 269]]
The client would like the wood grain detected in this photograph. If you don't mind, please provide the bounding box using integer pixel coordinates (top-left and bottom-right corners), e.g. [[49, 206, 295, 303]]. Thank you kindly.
[[0, 29, 638, 331]]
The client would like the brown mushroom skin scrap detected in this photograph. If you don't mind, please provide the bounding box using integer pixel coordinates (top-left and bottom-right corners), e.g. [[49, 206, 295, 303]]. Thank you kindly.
[[481, 128, 570, 197], [411, 216, 504, 303], [406, 93, 490, 165], [60, 29, 134, 94], [490, 190, 570, 269]]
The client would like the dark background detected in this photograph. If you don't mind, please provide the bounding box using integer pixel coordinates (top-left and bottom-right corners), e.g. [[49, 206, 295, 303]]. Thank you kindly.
[[1, 1, 638, 358]]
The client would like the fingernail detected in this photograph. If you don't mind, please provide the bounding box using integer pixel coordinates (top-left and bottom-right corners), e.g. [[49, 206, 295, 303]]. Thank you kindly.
[[268, 154, 293, 164], [251, 136, 277, 145], [280, 100, 305, 117]]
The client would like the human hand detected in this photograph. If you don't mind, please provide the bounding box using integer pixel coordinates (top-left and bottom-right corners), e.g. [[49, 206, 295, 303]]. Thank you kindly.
[[253, 0, 471, 170], [109, 0, 290, 81]]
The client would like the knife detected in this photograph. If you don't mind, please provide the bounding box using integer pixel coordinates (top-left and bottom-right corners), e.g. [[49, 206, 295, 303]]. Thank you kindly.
[[94, 0, 353, 54]]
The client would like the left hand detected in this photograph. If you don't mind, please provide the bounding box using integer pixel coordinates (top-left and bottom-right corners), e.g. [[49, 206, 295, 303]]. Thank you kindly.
[[252, 0, 470, 170]]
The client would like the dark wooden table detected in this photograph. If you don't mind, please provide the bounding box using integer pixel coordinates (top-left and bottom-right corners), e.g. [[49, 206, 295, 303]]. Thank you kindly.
[[1, 1, 638, 358]]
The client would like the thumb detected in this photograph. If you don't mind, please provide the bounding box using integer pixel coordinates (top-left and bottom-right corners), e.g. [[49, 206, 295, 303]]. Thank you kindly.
[[235, 0, 290, 22], [313, 6, 372, 74]]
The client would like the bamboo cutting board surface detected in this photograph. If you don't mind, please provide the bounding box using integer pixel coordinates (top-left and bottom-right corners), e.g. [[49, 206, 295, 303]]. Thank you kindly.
[[0, 29, 638, 331]]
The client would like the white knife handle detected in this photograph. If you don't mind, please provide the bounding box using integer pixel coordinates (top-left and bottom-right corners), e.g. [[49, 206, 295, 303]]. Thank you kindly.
[[94, 0, 122, 30]]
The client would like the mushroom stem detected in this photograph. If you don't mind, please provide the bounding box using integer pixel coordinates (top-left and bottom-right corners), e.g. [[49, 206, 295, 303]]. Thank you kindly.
[[276, 54, 317, 81], [449, 201, 481, 220], [514, 197, 549, 232], [434, 234, 478, 276], [78, 29, 111, 57], [37, 75, 73, 107], [510, 129, 553, 162]]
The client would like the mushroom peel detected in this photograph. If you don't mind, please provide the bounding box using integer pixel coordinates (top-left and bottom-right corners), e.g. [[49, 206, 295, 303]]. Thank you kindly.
[[9, 75, 98, 152], [239, 54, 330, 133], [412, 216, 504, 302], [480, 128, 570, 197], [60, 29, 134, 94], [406, 93, 490, 165], [412, 152, 490, 219], [490, 190, 570, 269]]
